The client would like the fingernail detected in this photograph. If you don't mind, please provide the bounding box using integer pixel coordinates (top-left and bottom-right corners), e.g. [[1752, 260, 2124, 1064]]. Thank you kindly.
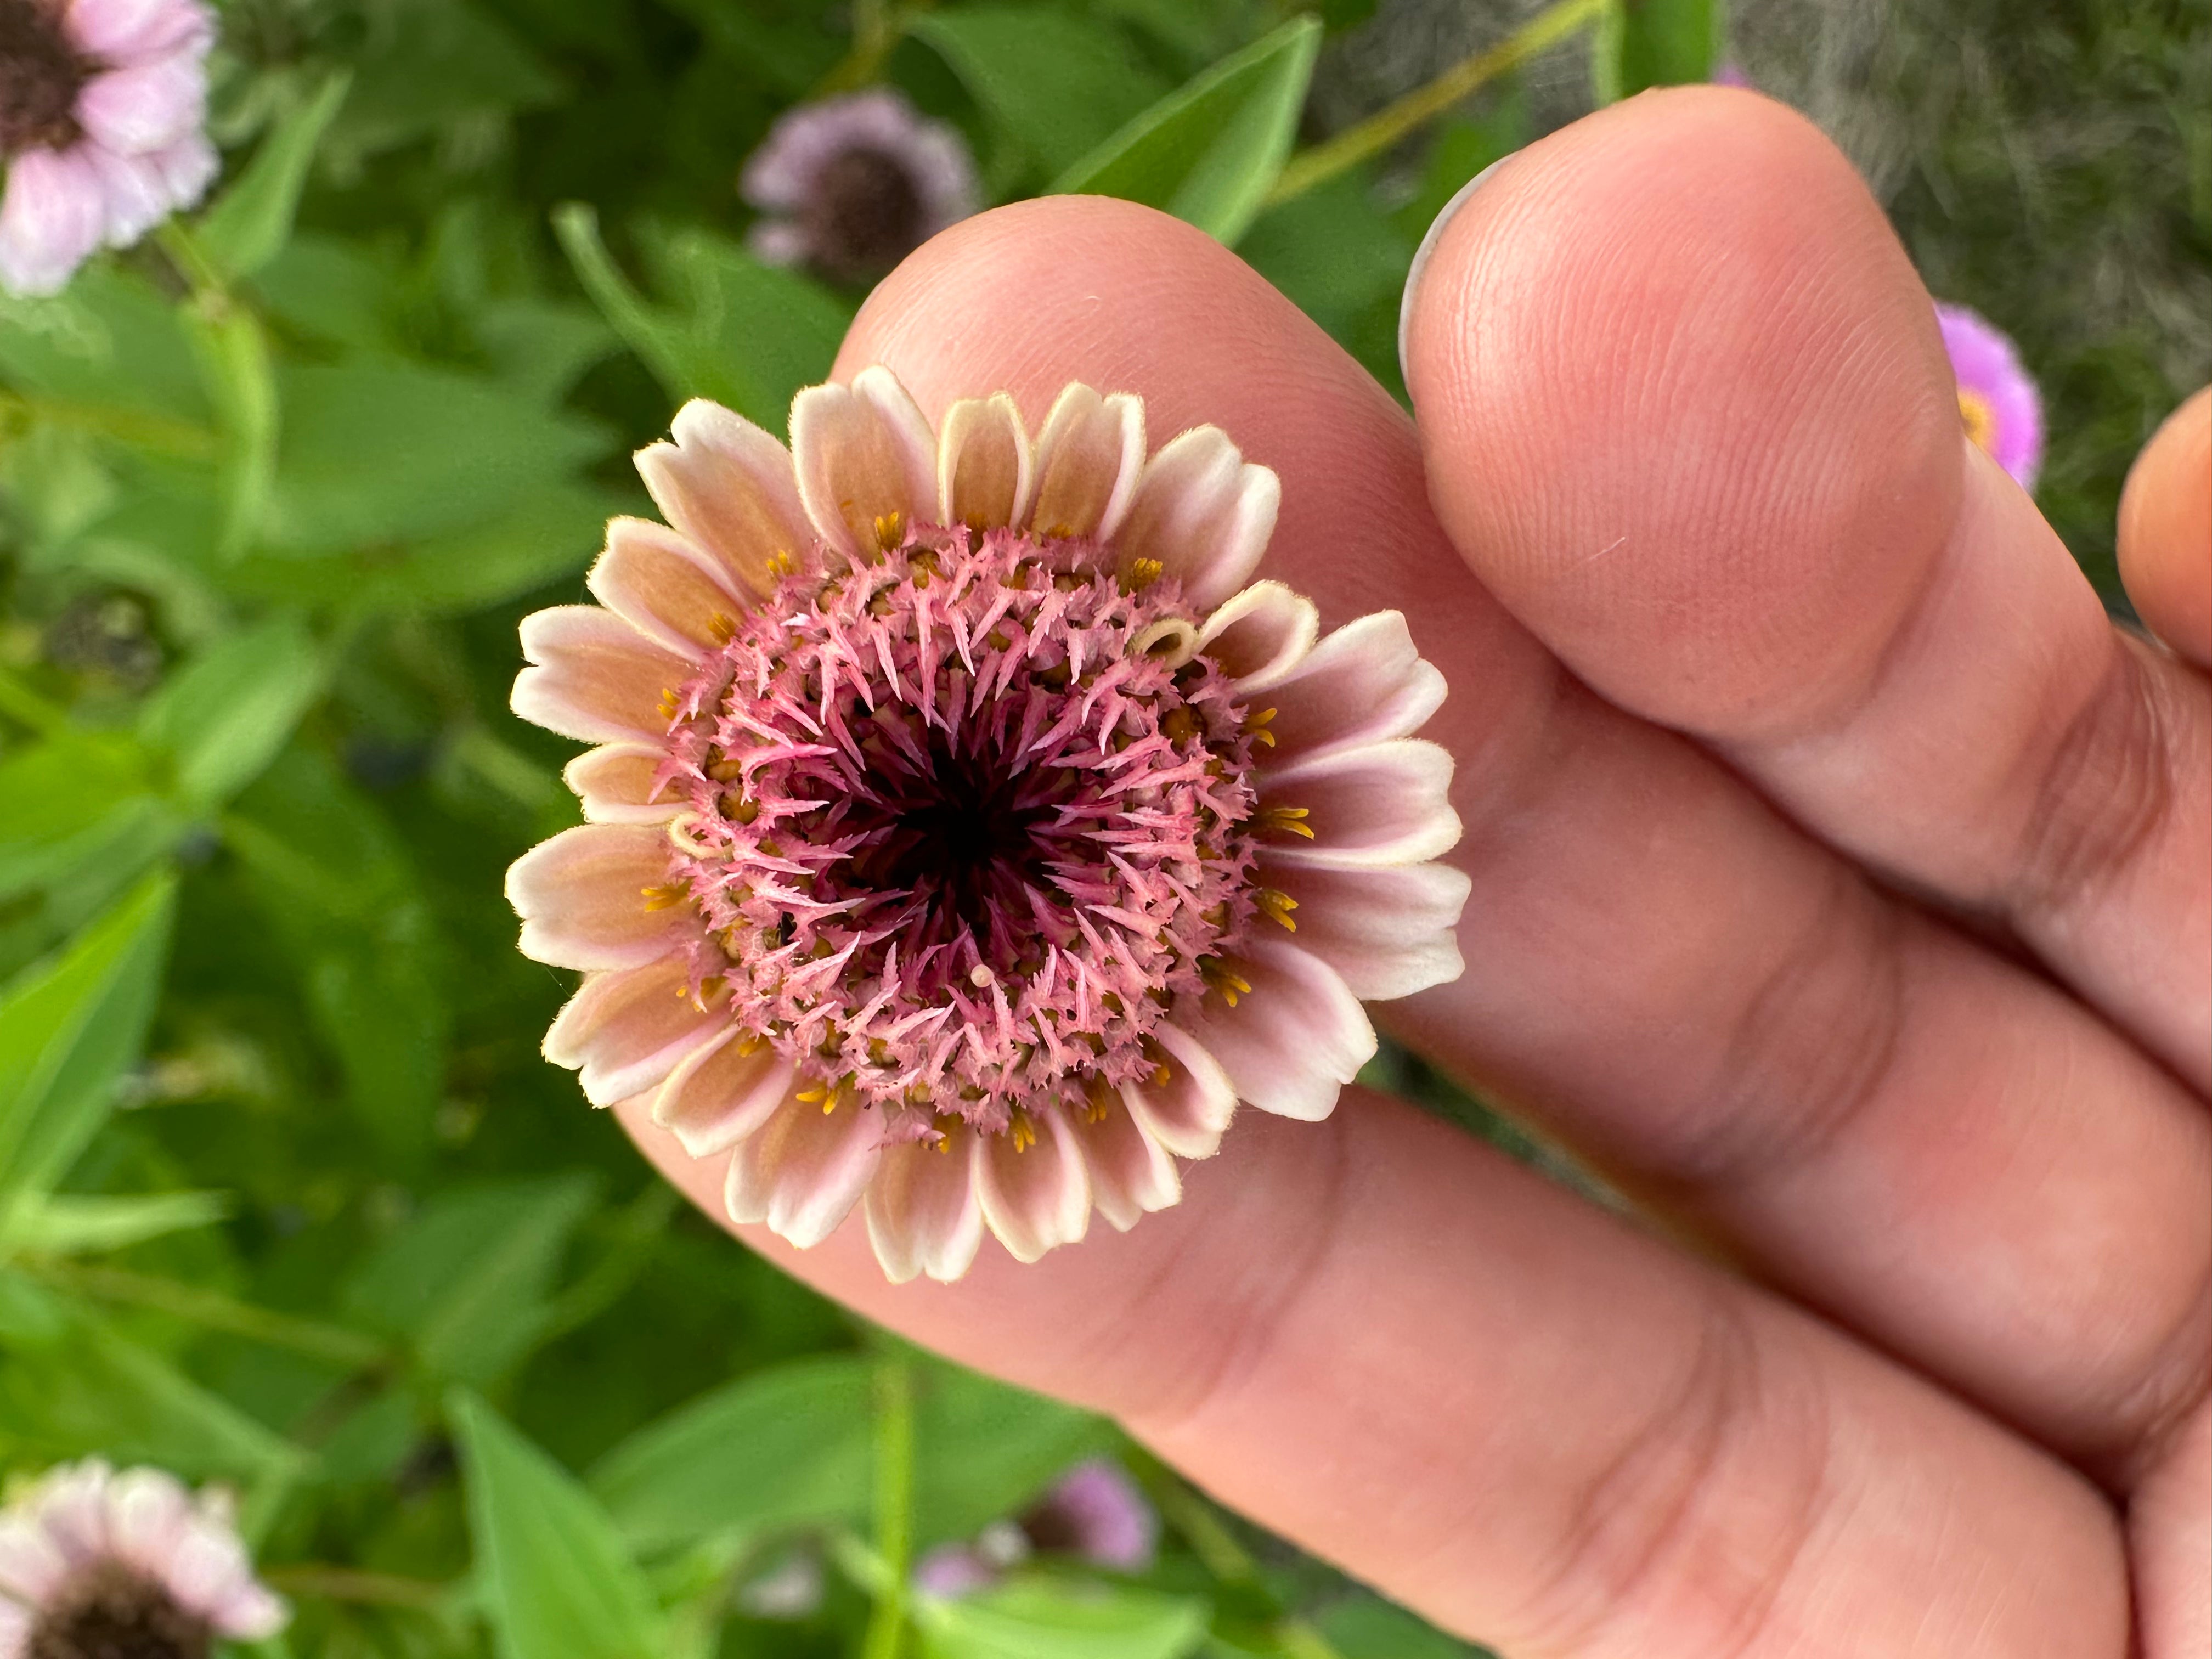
[[1398, 160, 1503, 392]]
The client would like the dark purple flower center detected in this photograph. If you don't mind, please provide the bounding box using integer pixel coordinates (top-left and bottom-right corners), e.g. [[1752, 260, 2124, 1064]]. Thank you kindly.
[[0, 0, 86, 156], [800, 144, 927, 284], [29, 1562, 211, 1659]]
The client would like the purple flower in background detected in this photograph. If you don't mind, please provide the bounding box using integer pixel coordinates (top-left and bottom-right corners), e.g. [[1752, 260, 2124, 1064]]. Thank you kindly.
[[740, 89, 979, 286], [0, 1459, 287, 1659], [0, 0, 219, 296], [1711, 61, 1752, 88], [913, 1459, 1158, 1601], [1935, 301, 2044, 490]]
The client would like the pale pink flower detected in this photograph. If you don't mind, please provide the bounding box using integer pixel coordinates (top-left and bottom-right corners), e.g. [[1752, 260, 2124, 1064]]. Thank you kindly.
[[0, 1459, 287, 1658], [507, 368, 1469, 1282], [0, 0, 218, 296], [915, 1458, 1158, 1598], [740, 89, 978, 285], [1935, 301, 2044, 490]]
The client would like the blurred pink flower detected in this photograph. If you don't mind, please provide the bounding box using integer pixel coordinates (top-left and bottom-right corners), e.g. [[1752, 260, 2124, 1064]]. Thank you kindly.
[[0, 1459, 287, 1659], [914, 1459, 1158, 1600], [0, 0, 219, 295], [506, 368, 1467, 1282], [740, 89, 978, 285], [1935, 301, 2044, 490]]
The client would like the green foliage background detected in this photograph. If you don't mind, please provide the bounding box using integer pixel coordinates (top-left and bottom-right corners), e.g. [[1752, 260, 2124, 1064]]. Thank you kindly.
[[0, 0, 2198, 1655]]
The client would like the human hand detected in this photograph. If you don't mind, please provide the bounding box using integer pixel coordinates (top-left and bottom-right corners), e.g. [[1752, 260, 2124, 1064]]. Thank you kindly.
[[619, 88, 2212, 1657]]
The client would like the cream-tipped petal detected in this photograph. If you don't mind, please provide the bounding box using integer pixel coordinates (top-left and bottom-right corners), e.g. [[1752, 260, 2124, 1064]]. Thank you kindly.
[[1073, 1095, 1180, 1232], [506, 823, 696, 969], [1114, 427, 1278, 611], [1029, 383, 1144, 540], [725, 1097, 883, 1249], [565, 742, 682, 824], [1259, 739, 1462, 869], [1177, 939, 1374, 1121], [1126, 1023, 1238, 1160], [209, 1579, 289, 1640], [937, 393, 1032, 531], [588, 516, 749, 656], [1263, 611, 1448, 764], [1256, 859, 1470, 1001], [1194, 581, 1319, 692], [0, 1514, 66, 1601], [512, 606, 693, 745], [653, 1031, 798, 1156], [104, 1468, 190, 1581], [975, 1105, 1091, 1263], [865, 1130, 987, 1283], [790, 366, 938, 559], [543, 957, 722, 1106], [633, 400, 810, 597]]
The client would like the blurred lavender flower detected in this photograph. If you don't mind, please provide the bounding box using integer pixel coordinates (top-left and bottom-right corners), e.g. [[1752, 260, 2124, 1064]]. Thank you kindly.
[[0, 0, 219, 296], [1936, 301, 2044, 489], [0, 1459, 287, 1659], [913, 1459, 1158, 1600], [739, 88, 979, 286], [1711, 61, 1752, 88]]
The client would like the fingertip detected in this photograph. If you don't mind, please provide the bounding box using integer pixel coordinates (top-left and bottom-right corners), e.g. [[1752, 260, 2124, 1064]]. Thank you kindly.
[[2118, 386, 2212, 665]]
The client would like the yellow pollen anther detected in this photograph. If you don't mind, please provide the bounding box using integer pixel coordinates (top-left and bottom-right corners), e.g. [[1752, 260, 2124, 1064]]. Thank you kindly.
[[1200, 958, 1253, 1007], [735, 1031, 764, 1057], [1153, 1063, 1173, 1088], [1257, 889, 1299, 932], [1008, 1108, 1037, 1153], [1254, 804, 1315, 839], [873, 511, 905, 552], [641, 882, 689, 912], [707, 611, 738, 644], [1124, 557, 1164, 592], [1957, 387, 1998, 456], [657, 687, 682, 721]]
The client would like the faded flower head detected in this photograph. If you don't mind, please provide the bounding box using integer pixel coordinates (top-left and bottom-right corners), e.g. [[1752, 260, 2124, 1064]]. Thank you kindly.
[[0, 0, 218, 296], [0, 1460, 287, 1659], [915, 1457, 1157, 1598], [1936, 301, 2043, 490], [740, 89, 978, 286], [507, 365, 1468, 1282]]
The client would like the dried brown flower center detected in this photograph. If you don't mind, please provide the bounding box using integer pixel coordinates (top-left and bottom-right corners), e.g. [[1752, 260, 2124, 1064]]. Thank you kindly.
[[802, 144, 926, 283], [0, 0, 86, 155], [29, 1562, 212, 1659]]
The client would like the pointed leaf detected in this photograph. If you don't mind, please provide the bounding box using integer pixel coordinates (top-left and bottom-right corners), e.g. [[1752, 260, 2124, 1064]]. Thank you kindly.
[[1594, 0, 1721, 101], [4, 1190, 230, 1256], [919, 1577, 1208, 1659], [199, 73, 354, 280], [911, 9, 1167, 175], [139, 617, 324, 808]]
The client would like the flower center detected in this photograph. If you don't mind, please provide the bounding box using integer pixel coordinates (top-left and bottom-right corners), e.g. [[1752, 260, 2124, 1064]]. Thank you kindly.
[[1957, 386, 1998, 457], [800, 144, 926, 283], [657, 525, 1267, 1141], [29, 1562, 212, 1659], [0, 0, 86, 156]]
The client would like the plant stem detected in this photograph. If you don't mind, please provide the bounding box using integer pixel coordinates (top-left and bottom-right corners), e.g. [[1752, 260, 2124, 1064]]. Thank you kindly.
[[1266, 0, 1612, 205], [30, 1259, 388, 1369], [861, 1355, 916, 1659]]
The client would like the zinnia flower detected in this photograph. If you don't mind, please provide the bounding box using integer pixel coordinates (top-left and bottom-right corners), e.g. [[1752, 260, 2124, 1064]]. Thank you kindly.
[[740, 89, 979, 286], [0, 0, 218, 297], [0, 1459, 287, 1659], [1935, 301, 2044, 490], [507, 368, 1469, 1282], [915, 1458, 1157, 1598]]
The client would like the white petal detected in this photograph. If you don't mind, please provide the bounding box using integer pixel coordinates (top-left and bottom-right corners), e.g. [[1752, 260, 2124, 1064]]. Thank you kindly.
[[587, 516, 749, 656], [1124, 1023, 1237, 1159], [103, 1467, 191, 1578], [724, 1097, 884, 1249], [1193, 581, 1318, 692], [1262, 611, 1447, 764], [1113, 427, 1278, 611], [1072, 1096, 1180, 1232], [936, 393, 1032, 532], [505, 823, 696, 970], [0, 147, 107, 297], [790, 365, 938, 558], [543, 957, 722, 1106], [633, 400, 810, 598], [1256, 859, 1470, 1001], [1028, 383, 1143, 540], [86, 145, 168, 245], [1176, 939, 1374, 1121], [0, 1515, 66, 1601], [652, 1030, 797, 1157], [0, 1595, 30, 1658], [974, 1106, 1090, 1263], [512, 605, 694, 746], [564, 742, 683, 825], [66, 0, 212, 63], [156, 1513, 253, 1621], [1259, 739, 1462, 869], [865, 1130, 986, 1283], [35, 1462, 112, 1561], [209, 1579, 289, 1640], [76, 56, 204, 155]]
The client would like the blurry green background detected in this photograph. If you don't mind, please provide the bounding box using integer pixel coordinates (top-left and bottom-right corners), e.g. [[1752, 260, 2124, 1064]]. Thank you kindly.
[[0, 0, 2200, 1654]]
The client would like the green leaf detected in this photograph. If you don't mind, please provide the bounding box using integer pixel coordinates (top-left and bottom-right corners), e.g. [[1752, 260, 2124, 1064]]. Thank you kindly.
[[1594, 0, 1720, 101], [331, 0, 561, 165], [139, 617, 324, 808], [1313, 1592, 1486, 1657], [911, 9, 1169, 176], [0, 731, 171, 901], [3, 1190, 230, 1256], [0, 871, 175, 1207], [199, 73, 353, 281], [347, 1177, 597, 1388], [919, 1577, 1209, 1659], [1050, 16, 1322, 245], [554, 205, 851, 430], [912, 1364, 1115, 1547], [452, 1390, 667, 1659], [0, 267, 208, 422]]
